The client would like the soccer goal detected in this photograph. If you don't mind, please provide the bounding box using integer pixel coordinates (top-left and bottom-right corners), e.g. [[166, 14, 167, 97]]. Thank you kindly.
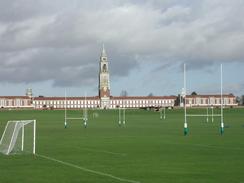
[[0, 120, 36, 155]]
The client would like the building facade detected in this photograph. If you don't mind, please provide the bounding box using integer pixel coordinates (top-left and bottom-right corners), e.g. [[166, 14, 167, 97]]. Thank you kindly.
[[0, 96, 32, 108], [0, 46, 238, 109], [33, 97, 100, 109], [184, 94, 237, 107]]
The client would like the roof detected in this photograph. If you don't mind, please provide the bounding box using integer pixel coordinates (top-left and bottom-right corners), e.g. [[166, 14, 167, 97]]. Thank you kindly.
[[111, 96, 177, 100], [186, 94, 235, 98], [0, 96, 30, 99], [33, 96, 100, 100]]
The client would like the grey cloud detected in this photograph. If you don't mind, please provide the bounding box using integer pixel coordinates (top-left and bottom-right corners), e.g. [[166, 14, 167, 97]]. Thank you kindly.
[[0, 0, 244, 87], [197, 82, 244, 96]]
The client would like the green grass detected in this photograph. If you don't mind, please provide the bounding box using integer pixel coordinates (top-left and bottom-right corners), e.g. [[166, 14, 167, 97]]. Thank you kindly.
[[0, 108, 244, 183]]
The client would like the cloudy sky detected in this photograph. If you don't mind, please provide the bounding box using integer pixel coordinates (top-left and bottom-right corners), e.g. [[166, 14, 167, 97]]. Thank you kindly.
[[0, 0, 244, 97]]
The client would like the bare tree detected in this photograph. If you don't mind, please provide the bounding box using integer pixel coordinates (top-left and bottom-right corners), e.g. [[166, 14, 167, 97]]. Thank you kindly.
[[148, 93, 154, 96]]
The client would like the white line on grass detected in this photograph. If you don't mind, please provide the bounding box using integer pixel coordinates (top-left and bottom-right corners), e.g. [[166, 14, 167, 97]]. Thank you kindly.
[[168, 143, 244, 151], [82, 147, 127, 156], [36, 153, 140, 183], [189, 144, 244, 150]]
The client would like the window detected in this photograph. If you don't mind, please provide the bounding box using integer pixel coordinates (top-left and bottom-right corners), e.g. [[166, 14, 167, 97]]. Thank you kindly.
[[103, 64, 107, 72]]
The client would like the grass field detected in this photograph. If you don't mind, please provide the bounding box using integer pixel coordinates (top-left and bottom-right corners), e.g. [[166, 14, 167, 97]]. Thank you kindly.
[[0, 108, 244, 183]]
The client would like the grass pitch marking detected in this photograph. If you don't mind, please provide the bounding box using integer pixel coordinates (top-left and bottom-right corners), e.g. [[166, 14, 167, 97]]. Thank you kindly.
[[168, 142, 244, 151], [82, 147, 127, 156], [36, 153, 140, 183]]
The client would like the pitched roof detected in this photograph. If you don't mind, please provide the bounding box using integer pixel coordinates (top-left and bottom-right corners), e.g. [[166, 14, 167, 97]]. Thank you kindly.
[[33, 96, 100, 100], [111, 96, 177, 100], [0, 96, 30, 99], [186, 94, 235, 98]]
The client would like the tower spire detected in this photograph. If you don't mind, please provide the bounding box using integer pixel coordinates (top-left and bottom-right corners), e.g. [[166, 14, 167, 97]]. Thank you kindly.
[[101, 44, 107, 58]]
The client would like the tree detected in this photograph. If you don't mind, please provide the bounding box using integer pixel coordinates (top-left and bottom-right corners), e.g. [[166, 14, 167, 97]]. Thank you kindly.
[[175, 94, 181, 106], [120, 90, 128, 97], [236, 96, 241, 105], [242, 95, 244, 106], [191, 91, 197, 95]]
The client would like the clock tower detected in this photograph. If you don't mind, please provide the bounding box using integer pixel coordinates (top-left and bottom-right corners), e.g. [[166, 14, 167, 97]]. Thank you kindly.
[[99, 45, 110, 108]]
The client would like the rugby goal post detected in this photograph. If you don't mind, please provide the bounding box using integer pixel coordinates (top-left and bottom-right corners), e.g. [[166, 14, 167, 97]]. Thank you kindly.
[[0, 120, 36, 155]]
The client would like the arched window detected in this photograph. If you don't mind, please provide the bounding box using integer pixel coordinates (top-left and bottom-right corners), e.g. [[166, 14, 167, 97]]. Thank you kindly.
[[103, 64, 107, 72]]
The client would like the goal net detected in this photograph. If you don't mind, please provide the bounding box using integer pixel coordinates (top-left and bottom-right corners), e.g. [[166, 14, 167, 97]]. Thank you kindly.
[[0, 120, 36, 155]]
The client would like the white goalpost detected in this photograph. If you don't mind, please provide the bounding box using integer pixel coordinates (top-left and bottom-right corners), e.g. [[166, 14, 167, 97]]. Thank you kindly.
[[160, 107, 166, 120], [118, 99, 126, 126], [193, 106, 219, 123], [183, 64, 224, 135], [83, 93, 88, 128], [0, 120, 36, 155], [118, 107, 126, 126], [64, 89, 87, 128]]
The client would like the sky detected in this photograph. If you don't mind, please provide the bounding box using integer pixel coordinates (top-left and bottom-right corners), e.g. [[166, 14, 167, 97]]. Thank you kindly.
[[0, 0, 244, 97]]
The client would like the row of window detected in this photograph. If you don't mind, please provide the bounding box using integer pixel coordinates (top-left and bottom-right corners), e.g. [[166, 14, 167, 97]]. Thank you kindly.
[[34, 100, 100, 105], [110, 100, 174, 105], [186, 98, 234, 105], [35, 105, 97, 109], [0, 99, 29, 107], [34, 101, 175, 109], [34, 99, 174, 106], [110, 103, 174, 108]]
